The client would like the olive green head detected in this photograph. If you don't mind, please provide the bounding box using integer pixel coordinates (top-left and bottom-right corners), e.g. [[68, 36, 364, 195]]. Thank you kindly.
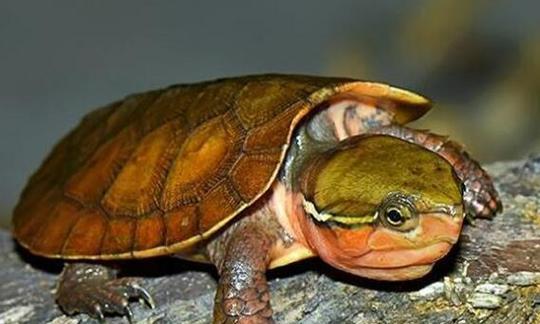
[[296, 135, 465, 280], [300, 135, 463, 228]]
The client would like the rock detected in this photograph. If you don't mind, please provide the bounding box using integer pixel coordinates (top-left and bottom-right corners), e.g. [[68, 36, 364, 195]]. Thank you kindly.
[[409, 282, 445, 301], [468, 293, 504, 309], [506, 272, 540, 287], [474, 283, 510, 295], [1, 156, 540, 324]]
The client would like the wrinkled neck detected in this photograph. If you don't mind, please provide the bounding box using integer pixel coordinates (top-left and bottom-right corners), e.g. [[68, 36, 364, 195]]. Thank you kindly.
[[270, 183, 310, 248], [279, 97, 393, 189]]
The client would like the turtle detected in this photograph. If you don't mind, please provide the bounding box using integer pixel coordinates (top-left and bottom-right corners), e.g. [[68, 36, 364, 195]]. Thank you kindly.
[[12, 74, 501, 323]]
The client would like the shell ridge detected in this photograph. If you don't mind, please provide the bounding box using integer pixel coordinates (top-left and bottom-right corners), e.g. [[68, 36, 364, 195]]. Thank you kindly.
[[194, 205, 204, 242], [157, 112, 224, 210], [145, 116, 191, 211], [200, 117, 245, 196], [157, 210, 167, 249], [108, 120, 184, 217], [58, 203, 85, 255], [63, 190, 91, 210], [63, 126, 139, 209], [159, 86, 246, 210], [97, 209, 111, 255], [67, 95, 148, 184], [76, 90, 170, 215], [198, 178, 227, 232], [158, 135, 192, 210], [30, 197, 83, 254], [29, 204, 57, 251], [98, 126, 145, 214], [130, 219, 139, 257], [230, 81, 252, 131]]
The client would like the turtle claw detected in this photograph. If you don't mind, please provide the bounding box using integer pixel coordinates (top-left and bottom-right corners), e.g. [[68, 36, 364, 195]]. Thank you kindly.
[[57, 264, 155, 323], [125, 305, 134, 324], [131, 282, 156, 309], [58, 277, 154, 322], [93, 304, 105, 322]]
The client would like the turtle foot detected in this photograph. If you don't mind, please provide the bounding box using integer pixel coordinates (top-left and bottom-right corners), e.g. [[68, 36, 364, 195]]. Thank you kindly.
[[460, 158, 502, 219], [56, 263, 154, 323]]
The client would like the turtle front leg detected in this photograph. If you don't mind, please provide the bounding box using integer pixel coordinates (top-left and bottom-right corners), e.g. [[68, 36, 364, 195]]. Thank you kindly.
[[56, 263, 155, 322], [209, 222, 276, 324], [369, 125, 502, 218]]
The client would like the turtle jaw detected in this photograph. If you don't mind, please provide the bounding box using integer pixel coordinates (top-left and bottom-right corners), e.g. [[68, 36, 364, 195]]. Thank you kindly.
[[332, 241, 453, 281], [296, 207, 464, 281]]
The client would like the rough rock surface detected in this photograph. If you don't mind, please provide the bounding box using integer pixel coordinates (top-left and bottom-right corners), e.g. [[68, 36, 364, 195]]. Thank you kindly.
[[1, 156, 539, 324]]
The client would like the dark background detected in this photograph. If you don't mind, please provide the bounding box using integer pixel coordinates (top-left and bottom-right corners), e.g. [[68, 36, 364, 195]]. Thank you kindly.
[[1, 0, 539, 227]]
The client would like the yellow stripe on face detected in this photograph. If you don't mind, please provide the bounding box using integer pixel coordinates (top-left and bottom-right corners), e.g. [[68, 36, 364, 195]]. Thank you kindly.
[[303, 198, 377, 226], [330, 215, 377, 225]]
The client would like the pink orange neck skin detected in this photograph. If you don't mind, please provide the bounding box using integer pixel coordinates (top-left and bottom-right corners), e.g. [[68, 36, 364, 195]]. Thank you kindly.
[[270, 182, 464, 281]]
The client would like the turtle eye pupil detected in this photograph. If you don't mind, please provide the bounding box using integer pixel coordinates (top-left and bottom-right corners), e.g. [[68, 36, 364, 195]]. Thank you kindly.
[[386, 209, 403, 225]]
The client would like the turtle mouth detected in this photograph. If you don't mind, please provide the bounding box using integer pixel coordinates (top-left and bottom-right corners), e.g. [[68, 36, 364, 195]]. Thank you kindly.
[[354, 241, 454, 269], [332, 240, 454, 281], [332, 242, 453, 281]]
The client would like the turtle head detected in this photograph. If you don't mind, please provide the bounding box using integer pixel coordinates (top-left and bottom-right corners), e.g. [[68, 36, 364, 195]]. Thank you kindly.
[[296, 135, 464, 281]]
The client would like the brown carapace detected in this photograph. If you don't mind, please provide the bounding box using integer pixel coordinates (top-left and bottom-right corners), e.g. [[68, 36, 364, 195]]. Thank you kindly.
[[13, 75, 430, 259]]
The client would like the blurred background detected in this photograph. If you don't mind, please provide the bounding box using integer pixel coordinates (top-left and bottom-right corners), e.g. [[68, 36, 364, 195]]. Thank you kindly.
[[1, 0, 539, 228]]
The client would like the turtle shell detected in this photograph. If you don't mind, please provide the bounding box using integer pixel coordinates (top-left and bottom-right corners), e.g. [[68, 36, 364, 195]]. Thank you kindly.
[[12, 74, 430, 259]]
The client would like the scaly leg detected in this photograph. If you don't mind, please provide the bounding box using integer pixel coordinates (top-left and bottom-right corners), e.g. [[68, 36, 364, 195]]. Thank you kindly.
[[369, 125, 502, 218], [56, 263, 155, 322], [209, 220, 276, 324]]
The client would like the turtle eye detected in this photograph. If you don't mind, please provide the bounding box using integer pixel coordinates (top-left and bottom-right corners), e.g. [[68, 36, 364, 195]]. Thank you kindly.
[[385, 208, 404, 225], [379, 193, 418, 231]]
